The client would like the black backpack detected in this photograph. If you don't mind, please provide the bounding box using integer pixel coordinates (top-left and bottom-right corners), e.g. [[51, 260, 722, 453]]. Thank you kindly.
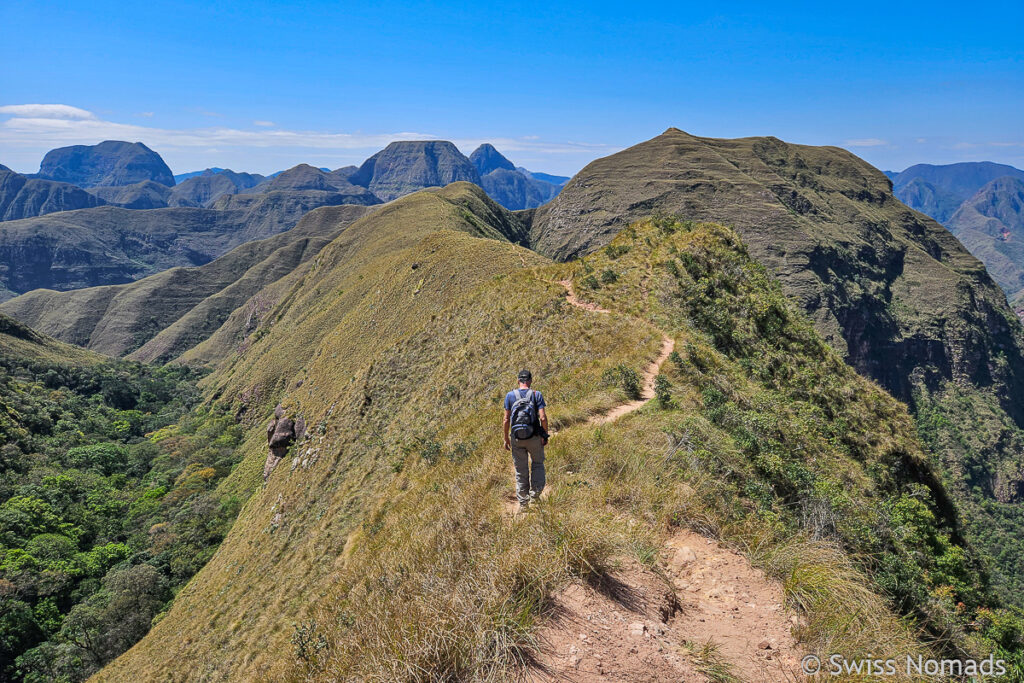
[[509, 389, 539, 440]]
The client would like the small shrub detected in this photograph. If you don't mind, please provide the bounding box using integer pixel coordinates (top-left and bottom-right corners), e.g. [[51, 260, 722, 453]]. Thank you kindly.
[[291, 619, 329, 664], [602, 365, 641, 400], [600, 269, 618, 285], [582, 275, 600, 290], [654, 375, 672, 408], [605, 244, 630, 259]]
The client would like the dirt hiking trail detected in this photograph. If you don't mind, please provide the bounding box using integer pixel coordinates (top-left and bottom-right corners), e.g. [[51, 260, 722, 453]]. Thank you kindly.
[[507, 278, 805, 681], [557, 279, 675, 425], [531, 531, 804, 682]]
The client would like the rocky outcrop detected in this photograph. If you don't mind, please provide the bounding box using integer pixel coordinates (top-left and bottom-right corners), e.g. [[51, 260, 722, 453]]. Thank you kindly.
[[0, 164, 105, 220], [36, 140, 175, 187], [264, 404, 297, 481]]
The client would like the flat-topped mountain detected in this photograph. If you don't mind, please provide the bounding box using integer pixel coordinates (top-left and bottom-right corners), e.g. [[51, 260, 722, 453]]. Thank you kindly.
[[0, 164, 105, 220], [35, 140, 175, 187], [348, 140, 482, 201]]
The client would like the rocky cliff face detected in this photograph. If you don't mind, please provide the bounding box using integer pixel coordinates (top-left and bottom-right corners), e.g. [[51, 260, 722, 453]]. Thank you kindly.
[[0, 165, 105, 220], [348, 140, 482, 201], [526, 128, 1024, 598], [36, 140, 175, 187]]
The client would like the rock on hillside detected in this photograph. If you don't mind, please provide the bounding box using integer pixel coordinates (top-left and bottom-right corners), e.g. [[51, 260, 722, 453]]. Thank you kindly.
[[348, 140, 481, 201], [0, 204, 376, 359], [526, 128, 1024, 599], [946, 176, 1024, 299], [36, 140, 175, 187], [0, 164, 105, 220]]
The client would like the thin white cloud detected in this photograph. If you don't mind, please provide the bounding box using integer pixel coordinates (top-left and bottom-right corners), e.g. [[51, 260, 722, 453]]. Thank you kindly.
[[0, 104, 617, 175], [844, 138, 888, 147], [138, 112, 154, 118], [0, 104, 96, 120]]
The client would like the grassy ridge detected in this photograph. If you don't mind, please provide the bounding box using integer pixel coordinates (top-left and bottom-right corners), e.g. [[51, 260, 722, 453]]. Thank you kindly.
[[96, 201, 1020, 680]]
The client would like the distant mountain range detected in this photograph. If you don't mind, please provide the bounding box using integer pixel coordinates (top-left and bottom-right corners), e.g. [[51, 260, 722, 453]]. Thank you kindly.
[[890, 161, 1024, 306], [0, 140, 567, 300]]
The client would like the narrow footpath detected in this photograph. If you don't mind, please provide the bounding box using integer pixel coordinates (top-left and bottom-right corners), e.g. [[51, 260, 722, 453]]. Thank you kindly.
[[512, 277, 804, 682]]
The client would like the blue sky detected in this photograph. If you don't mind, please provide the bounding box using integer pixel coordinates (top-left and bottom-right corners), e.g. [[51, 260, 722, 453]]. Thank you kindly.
[[1, 0, 1021, 176]]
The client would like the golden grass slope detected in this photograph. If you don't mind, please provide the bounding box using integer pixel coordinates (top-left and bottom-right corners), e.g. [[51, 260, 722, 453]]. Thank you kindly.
[[96, 201, 986, 681]]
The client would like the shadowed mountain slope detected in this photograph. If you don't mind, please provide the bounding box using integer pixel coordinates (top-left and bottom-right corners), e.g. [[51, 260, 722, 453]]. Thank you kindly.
[[0, 187, 378, 300], [0, 164, 105, 221], [36, 140, 175, 188], [892, 162, 1024, 223], [168, 170, 265, 207], [0, 205, 376, 361], [525, 129, 1024, 599], [946, 177, 1024, 300], [0, 311, 103, 367], [95, 209, 1002, 680], [469, 144, 563, 210], [348, 140, 482, 201], [88, 180, 174, 209]]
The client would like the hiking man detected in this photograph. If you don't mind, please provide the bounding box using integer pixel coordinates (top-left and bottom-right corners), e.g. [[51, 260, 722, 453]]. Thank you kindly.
[[503, 369, 549, 509]]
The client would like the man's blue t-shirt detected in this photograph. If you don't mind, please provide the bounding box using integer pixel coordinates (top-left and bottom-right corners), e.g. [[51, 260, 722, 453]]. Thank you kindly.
[[504, 388, 546, 412]]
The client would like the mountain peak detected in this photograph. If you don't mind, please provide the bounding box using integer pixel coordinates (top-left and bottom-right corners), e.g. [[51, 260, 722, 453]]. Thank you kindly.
[[348, 140, 481, 201], [36, 140, 175, 187], [470, 143, 515, 174]]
